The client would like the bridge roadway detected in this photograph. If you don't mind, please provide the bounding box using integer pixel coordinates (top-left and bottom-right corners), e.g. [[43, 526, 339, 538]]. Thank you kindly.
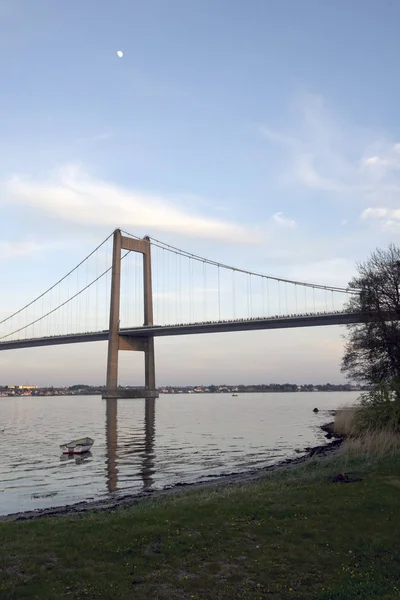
[[0, 311, 366, 351]]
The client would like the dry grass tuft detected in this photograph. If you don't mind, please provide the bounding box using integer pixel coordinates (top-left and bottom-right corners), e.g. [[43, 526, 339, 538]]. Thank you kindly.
[[333, 400, 400, 458], [340, 430, 400, 457], [333, 406, 360, 436]]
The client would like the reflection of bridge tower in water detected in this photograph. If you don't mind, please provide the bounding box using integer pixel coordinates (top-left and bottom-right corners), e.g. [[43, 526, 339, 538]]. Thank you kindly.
[[141, 398, 156, 490], [105, 398, 156, 494], [105, 399, 118, 494]]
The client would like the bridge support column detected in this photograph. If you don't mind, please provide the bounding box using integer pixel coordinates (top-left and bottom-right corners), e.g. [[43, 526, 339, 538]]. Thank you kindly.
[[103, 230, 158, 399], [105, 229, 122, 394], [143, 236, 156, 392]]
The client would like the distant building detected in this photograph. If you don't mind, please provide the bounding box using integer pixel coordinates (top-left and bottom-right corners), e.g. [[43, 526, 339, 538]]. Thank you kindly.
[[7, 385, 37, 390]]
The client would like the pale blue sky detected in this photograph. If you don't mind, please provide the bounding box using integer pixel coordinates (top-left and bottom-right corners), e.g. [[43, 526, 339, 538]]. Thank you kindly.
[[1, 0, 399, 385]]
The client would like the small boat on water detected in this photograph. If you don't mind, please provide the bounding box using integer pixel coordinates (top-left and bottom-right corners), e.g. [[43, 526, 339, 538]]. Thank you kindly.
[[232, 393, 238, 397], [60, 437, 94, 455]]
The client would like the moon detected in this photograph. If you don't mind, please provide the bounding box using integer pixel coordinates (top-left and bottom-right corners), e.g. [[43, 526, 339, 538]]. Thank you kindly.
[[117, 50, 123, 58]]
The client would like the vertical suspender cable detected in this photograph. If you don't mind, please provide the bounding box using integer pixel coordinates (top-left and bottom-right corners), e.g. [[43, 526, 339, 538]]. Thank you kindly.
[[81, 264, 84, 331], [249, 274, 253, 317], [59, 276, 62, 335], [247, 275, 250, 318], [86, 255, 88, 331], [218, 266, 221, 321], [124, 252, 127, 328], [66, 277, 69, 335], [79, 267, 86, 331], [95, 249, 99, 331], [262, 277, 265, 316], [189, 257, 193, 323], [155, 246, 159, 324], [285, 282, 288, 315], [232, 270, 236, 319], [278, 281, 281, 315], [137, 251, 141, 325], [88, 256, 91, 331], [106, 242, 110, 331], [76, 268, 79, 334], [175, 252, 178, 325], [42, 294, 44, 338], [203, 261, 207, 321], [48, 288, 51, 337], [202, 261, 205, 321], [161, 250, 165, 325], [166, 248, 169, 325], [177, 252, 180, 324], [15, 298, 18, 340]]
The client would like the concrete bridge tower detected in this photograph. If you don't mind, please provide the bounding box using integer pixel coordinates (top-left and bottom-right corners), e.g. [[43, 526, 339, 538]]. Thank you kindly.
[[102, 229, 158, 399]]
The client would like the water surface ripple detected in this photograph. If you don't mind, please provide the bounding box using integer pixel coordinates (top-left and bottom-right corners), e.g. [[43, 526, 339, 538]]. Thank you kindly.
[[0, 392, 359, 514]]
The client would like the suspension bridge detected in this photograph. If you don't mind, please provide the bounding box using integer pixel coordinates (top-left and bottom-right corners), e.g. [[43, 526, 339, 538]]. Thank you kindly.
[[0, 229, 365, 398]]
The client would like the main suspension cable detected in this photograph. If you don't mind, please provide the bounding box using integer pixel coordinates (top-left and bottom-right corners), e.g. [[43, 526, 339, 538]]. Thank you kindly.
[[0, 250, 130, 341], [144, 234, 357, 294], [0, 231, 115, 325]]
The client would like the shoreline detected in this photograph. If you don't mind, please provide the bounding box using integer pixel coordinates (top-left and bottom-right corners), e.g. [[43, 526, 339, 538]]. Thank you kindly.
[[1, 389, 364, 399], [0, 422, 342, 523]]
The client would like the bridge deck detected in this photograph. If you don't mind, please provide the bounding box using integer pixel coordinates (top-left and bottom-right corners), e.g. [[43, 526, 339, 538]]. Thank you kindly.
[[0, 312, 365, 351]]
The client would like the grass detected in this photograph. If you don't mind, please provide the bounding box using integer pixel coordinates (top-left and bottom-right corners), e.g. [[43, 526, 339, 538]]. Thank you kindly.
[[334, 401, 400, 457], [2, 452, 400, 599], [340, 430, 400, 457], [333, 407, 360, 437]]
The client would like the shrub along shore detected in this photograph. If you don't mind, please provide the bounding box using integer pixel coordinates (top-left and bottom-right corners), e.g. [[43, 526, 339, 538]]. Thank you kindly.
[[2, 408, 400, 600]]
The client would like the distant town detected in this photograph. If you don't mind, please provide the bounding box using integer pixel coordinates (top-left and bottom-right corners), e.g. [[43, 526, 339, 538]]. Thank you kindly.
[[0, 383, 371, 397]]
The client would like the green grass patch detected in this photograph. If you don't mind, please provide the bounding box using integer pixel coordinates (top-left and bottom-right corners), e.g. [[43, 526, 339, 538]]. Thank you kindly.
[[1, 453, 400, 599]]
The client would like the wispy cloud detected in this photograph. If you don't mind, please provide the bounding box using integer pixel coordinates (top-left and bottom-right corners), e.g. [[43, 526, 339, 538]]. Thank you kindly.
[[271, 212, 296, 228], [361, 206, 400, 231], [0, 240, 42, 261], [261, 93, 400, 211], [2, 164, 264, 245]]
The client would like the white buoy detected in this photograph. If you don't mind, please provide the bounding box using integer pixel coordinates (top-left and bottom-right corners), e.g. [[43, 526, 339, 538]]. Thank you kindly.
[[117, 50, 123, 58]]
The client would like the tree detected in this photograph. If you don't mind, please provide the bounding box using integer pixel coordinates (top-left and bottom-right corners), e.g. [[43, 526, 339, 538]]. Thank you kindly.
[[341, 244, 400, 384]]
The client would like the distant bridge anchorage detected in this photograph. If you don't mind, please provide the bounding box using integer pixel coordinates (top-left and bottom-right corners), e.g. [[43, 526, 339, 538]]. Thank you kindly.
[[0, 228, 374, 398]]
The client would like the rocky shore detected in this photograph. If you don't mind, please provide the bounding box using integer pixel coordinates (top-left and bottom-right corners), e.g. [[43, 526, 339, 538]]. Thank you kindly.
[[0, 420, 342, 523]]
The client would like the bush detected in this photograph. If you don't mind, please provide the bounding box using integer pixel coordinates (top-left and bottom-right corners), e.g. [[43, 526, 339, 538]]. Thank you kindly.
[[356, 378, 400, 434], [332, 380, 400, 458]]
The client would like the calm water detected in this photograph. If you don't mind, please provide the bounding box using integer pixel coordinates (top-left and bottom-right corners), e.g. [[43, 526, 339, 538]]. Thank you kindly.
[[0, 392, 359, 515]]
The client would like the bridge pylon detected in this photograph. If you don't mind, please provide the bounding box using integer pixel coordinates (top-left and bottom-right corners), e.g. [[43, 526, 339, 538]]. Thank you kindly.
[[102, 229, 158, 399]]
